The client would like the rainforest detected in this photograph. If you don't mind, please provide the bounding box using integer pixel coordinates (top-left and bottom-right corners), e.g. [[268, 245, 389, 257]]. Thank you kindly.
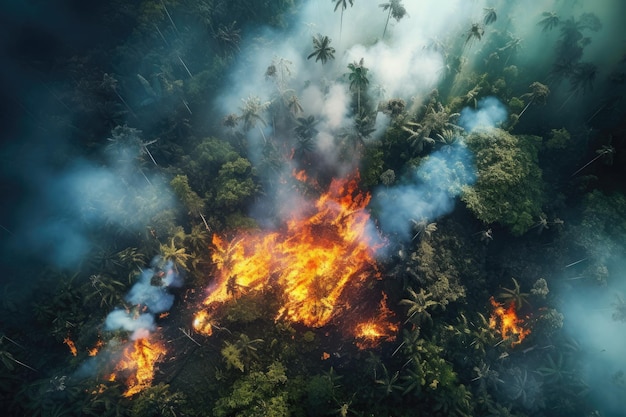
[[1, 0, 625, 416]]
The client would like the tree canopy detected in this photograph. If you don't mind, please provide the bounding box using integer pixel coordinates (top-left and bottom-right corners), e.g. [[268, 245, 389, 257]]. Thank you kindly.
[[462, 129, 544, 235]]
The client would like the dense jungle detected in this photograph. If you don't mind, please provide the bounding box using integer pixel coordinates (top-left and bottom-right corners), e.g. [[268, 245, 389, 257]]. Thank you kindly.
[[1, 0, 626, 416]]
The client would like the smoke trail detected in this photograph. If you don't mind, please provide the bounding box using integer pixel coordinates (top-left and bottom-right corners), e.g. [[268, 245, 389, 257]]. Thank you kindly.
[[106, 257, 182, 331], [373, 97, 508, 242], [373, 142, 476, 242]]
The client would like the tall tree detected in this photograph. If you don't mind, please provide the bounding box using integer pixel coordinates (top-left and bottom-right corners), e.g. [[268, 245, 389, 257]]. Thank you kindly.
[[347, 58, 369, 114], [483, 7, 497, 26], [333, 0, 354, 41], [379, 0, 407, 38], [238, 95, 271, 142], [538, 11, 560, 32], [518, 82, 550, 119], [307, 34, 336, 64]]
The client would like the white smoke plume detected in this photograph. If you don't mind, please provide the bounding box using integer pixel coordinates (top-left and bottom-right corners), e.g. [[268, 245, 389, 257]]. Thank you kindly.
[[459, 96, 508, 132], [373, 141, 476, 242]]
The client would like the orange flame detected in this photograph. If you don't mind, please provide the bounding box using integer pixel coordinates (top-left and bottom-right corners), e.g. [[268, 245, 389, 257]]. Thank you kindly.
[[88, 339, 104, 357], [354, 293, 399, 349], [488, 297, 531, 346], [194, 173, 394, 345], [109, 338, 166, 397], [193, 310, 213, 336], [63, 336, 77, 357]]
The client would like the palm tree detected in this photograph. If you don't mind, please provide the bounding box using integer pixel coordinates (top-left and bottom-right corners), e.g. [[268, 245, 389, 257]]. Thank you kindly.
[[307, 34, 336, 64], [538, 11, 559, 32], [295, 115, 319, 140], [559, 62, 597, 110], [536, 353, 571, 384], [410, 219, 437, 241], [238, 95, 270, 142], [333, 0, 354, 41], [571, 142, 615, 176], [236, 333, 263, 362], [400, 366, 422, 396], [375, 364, 402, 397], [399, 287, 438, 325], [472, 362, 503, 392], [379, 0, 407, 38], [294, 116, 318, 160], [505, 368, 543, 409], [266, 56, 293, 92], [401, 122, 435, 153], [465, 23, 485, 46], [185, 223, 210, 253], [160, 237, 191, 271], [347, 58, 369, 114], [85, 274, 126, 308], [518, 82, 550, 119], [499, 35, 522, 66], [498, 278, 530, 310], [213, 21, 241, 56], [483, 8, 497, 26]]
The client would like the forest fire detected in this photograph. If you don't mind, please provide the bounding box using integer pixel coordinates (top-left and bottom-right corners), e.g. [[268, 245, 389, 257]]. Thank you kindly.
[[488, 297, 531, 347], [194, 173, 395, 347], [108, 338, 166, 397]]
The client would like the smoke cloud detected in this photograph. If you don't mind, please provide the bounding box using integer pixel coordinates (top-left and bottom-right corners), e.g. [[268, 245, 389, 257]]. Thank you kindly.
[[459, 96, 508, 133], [373, 141, 476, 242], [558, 255, 626, 416], [6, 128, 175, 269]]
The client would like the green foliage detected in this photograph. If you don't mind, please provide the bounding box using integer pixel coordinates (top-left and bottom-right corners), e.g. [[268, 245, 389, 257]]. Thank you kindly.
[[403, 227, 473, 309], [213, 362, 290, 417], [307, 34, 336, 64], [306, 375, 335, 416], [170, 174, 205, 217], [568, 190, 626, 264], [130, 383, 187, 417], [187, 137, 240, 187], [508, 97, 524, 114], [360, 147, 385, 188], [462, 129, 544, 235], [498, 278, 530, 310], [545, 128, 570, 150], [224, 212, 258, 230], [221, 341, 245, 372], [215, 157, 259, 209]]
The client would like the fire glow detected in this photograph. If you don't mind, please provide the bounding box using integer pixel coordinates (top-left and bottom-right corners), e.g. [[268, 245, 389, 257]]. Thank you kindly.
[[63, 336, 77, 357], [108, 337, 166, 397], [488, 297, 531, 346], [194, 173, 397, 347]]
